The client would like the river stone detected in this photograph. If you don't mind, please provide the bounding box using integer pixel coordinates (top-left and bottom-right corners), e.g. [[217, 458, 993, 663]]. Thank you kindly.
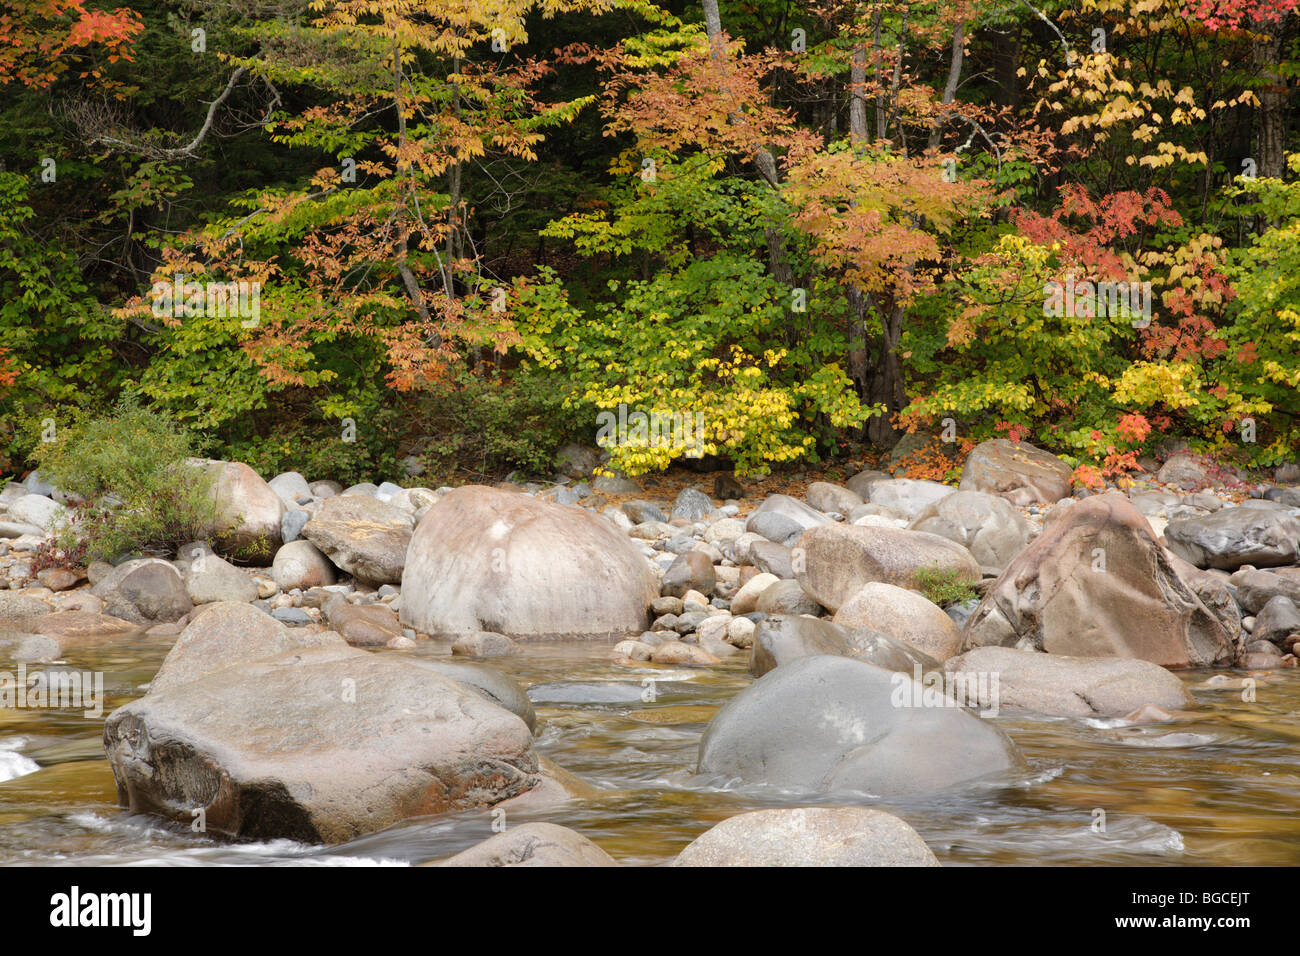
[[833, 582, 962, 662], [7, 494, 66, 532], [805, 482, 863, 515], [32, 611, 143, 649], [432, 822, 617, 867], [91, 558, 193, 625], [661, 551, 715, 598], [183, 551, 259, 605], [730, 572, 779, 615], [104, 645, 539, 844], [268, 471, 313, 504], [754, 579, 821, 616], [908, 490, 1034, 574], [746, 495, 832, 545], [407, 659, 536, 731], [271, 540, 337, 592], [301, 494, 413, 585], [963, 493, 1235, 667], [622, 500, 667, 524], [1165, 506, 1300, 571], [672, 487, 714, 521], [747, 540, 794, 579], [282, 508, 310, 544], [1230, 568, 1300, 615], [1156, 453, 1211, 491], [149, 601, 345, 694], [845, 469, 890, 500], [749, 615, 938, 678], [794, 525, 980, 612], [452, 632, 517, 657], [328, 602, 403, 647], [1253, 596, 1300, 646], [698, 654, 1022, 795], [399, 485, 657, 640], [942, 646, 1193, 718], [867, 479, 956, 521], [671, 807, 938, 867], [0, 594, 52, 631], [959, 439, 1072, 506], [198, 459, 285, 557]]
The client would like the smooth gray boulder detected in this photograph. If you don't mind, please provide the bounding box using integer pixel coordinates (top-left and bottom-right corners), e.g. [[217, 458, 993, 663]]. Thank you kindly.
[[794, 524, 979, 612], [908, 490, 1034, 573], [958, 439, 1072, 506], [833, 582, 962, 661], [91, 558, 192, 626], [301, 494, 414, 585], [749, 615, 937, 678], [671, 807, 938, 867], [699, 654, 1022, 795], [964, 493, 1235, 667], [399, 485, 657, 639], [431, 822, 616, 867], [867, 479, 956, 521], [1165, 505, 1300, 571], [104, 645, 539, 844], [942, 646, 1193, 718], [745, 494, 832, 545]]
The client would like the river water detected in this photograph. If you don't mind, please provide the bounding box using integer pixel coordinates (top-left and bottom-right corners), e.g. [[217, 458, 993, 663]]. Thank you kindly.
[[2, 639, 1298, 866]]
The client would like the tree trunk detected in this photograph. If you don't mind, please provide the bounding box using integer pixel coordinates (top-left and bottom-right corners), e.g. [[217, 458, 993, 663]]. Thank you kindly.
[[927, 21, 965, 151], [1252, 15, 1288, 183]]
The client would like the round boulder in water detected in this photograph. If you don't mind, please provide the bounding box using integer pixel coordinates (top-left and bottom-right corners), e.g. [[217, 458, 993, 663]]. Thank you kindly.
[[698, 654, 1022, 796], [399, 486, 658, 639]]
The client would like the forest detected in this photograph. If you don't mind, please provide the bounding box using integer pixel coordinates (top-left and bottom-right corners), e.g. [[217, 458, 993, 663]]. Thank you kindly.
[[1, 0, 1298, 487]]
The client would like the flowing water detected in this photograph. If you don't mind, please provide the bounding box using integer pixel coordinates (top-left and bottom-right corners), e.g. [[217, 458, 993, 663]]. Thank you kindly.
[[2, 639, 1299, 866]]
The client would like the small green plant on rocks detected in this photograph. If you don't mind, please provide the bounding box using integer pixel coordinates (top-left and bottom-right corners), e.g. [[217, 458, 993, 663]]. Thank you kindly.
[[913, 565, 978, 608], [33, 399, 219, 562]]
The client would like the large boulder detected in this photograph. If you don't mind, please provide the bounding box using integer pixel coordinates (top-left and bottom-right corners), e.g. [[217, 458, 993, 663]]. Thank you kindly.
[[745, 494, 832, 545], [793, 525, 979, 612], [400, 486, 658, 639], [942, 646, 1193, 718], [867, 479, 956, 521], [91, 558, 192, 626], [7, 494, 66, 532], [431, 822, 616, 867], [1165, 504, 1300, 571], [0, 594, 52, 631], [183, 551, 259, 605], [1230, 567, 1300, 615], [698, 655, 1022, 795], [749, 615, 936, 678], [301, 495, 414, 585], [963, 493, 1235, 667], [149, 602, 344, 694], [908, 490, 1034, 574], [270, 540, 337, 592], [832, 582, 962, 662], [958, 439, 1072, 506], [805, 482, 863, 515], [431, 822, 615, 867], [103, 644, 539, 844], [198, 459, 285, 557], [671, 807, 938, 867]]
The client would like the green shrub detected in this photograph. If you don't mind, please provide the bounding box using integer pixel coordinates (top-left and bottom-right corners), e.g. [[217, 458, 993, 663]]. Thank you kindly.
[[33, 399, 219, 562], [913, 565, 978, 608]]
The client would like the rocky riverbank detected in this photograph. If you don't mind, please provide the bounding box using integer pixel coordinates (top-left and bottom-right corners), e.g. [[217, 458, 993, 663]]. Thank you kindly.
[[1, 438, 1298, 865]]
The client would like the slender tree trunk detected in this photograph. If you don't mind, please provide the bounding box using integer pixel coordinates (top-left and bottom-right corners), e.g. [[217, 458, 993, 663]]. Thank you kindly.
[[700, 0, 790, 283], [1252, 15, 1288, 182], [928, 20, 965, 150]]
